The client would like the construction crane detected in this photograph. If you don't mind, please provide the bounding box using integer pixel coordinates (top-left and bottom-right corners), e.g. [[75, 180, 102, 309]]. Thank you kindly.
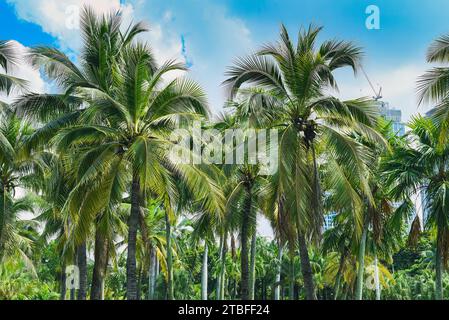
[[360, 65, 383, 101]]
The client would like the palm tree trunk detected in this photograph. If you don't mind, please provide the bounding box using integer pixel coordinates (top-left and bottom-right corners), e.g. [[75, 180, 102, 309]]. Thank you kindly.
[[311, 143, 323, 237], [216, 234, 224, 300], [274, 243, 283, 300], [60, 261, 67, 300], [70, 251, 76, 300], [298, 233, 317, 300], [201, 242, 208, 300], [342, 286, 349, 300], [126, 175, 141, 300], [91, 231, 109, 300], [240, 194, 251, 300], [262, 279, 266, 299], [220, 270, 226, 300], [249, 232, 257, 300], [77, 242, 87, 300], [355, 216, 369, 300], [137, 265, 143, 300], [165, 212, 174, 300], [219, 240, 226, 300], [436, 228, 444, 300], [334, 248, 347, 300], [373, 244, 381, 300], [289, 258, 295, 300], [0, 184, 7, 262], [148, 246, 157, 300]]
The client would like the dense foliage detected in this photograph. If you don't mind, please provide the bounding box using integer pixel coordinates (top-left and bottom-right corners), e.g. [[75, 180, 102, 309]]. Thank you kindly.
[[0, 7, 448, 300]]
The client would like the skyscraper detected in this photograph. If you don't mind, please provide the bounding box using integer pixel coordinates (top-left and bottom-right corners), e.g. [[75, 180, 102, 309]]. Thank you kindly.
[[324, 212, 337, 231], [377, 101, 406, 136]]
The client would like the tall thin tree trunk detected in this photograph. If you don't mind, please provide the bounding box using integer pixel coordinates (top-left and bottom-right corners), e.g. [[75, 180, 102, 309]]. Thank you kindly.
[[148, 246, 157, 300], [91, 230, 109, 300], [274, 243, 283, 300], [342, 286, 349, 300], [220, 271, 226, 300], [249, 232, 257, 300], [435, 228, 444, 300], [216, 234, 224, 300], [298, 233, 317, 300], [334, 248, 347, 300], [126, 175, 141, 300], [70, 251, 76, 301], [60, 261, 67, 300], [355, 216, 369, 300], [373, 244, 381, 300], [201, 242, 208, 300], [240, 193, 251, 300], [220, 239, 227, 300], [137, 265, 143, 300], [77, 242, 87, 300], [165, 212, 174, 300], [0, 184, 8, 262], [289, 258, 295, 300], [262, 279, 266, 300]]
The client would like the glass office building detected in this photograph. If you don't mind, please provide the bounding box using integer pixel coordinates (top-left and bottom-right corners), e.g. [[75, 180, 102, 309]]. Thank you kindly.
[[377, 101, 406, 136], [324, 212, 337, 231]]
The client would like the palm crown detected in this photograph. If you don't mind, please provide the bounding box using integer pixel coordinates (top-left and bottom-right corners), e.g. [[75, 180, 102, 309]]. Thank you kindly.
[[224, 24, 383, 299]]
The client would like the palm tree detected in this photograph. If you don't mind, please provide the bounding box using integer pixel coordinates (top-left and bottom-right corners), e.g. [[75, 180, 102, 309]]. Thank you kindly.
[[191, 204, 219, 300], [351, 124, 392, 300], [0, 40, 27, 108], [34, 153, 74, 300], [417, 34, 449, 143], [55, 45, 222, 300], [0, 194, 38, 267], [212, 106, 270, 301], [228, 165, 267, 300], [13, 9, 145, 300], [0, 113, 45, 263], [322, 211, 353, 300], [143, 200, 166, 300], [0, 41, 35, 263], [382, 116, 449, 300], [323, 121, 410, 300], [224, 24, 381, 299], [89, 205, 127, 300], [15, 7, 223, 300]]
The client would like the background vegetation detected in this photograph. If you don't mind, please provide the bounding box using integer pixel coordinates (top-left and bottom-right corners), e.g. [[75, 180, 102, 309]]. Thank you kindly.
[[0, 7, 448, 300]]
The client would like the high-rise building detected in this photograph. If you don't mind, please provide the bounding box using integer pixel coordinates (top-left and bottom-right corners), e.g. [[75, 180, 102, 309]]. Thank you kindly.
[[324, 212, 337, 231], [377, 101, 406, 136]]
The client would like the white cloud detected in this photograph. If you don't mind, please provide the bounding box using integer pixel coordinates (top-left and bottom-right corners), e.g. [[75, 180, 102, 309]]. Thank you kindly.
[[132, 0, 254, 112], [6, 0, 186, 76], [336, 63, 430, 122], [6, 0, 131, 51], [0, 41, 46, 104], [6, 0, 255, 112]]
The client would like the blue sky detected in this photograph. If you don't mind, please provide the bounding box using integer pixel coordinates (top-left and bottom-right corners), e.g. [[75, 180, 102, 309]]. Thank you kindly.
[[2, 0, 448, 237], [2, 0, 449, 120]]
